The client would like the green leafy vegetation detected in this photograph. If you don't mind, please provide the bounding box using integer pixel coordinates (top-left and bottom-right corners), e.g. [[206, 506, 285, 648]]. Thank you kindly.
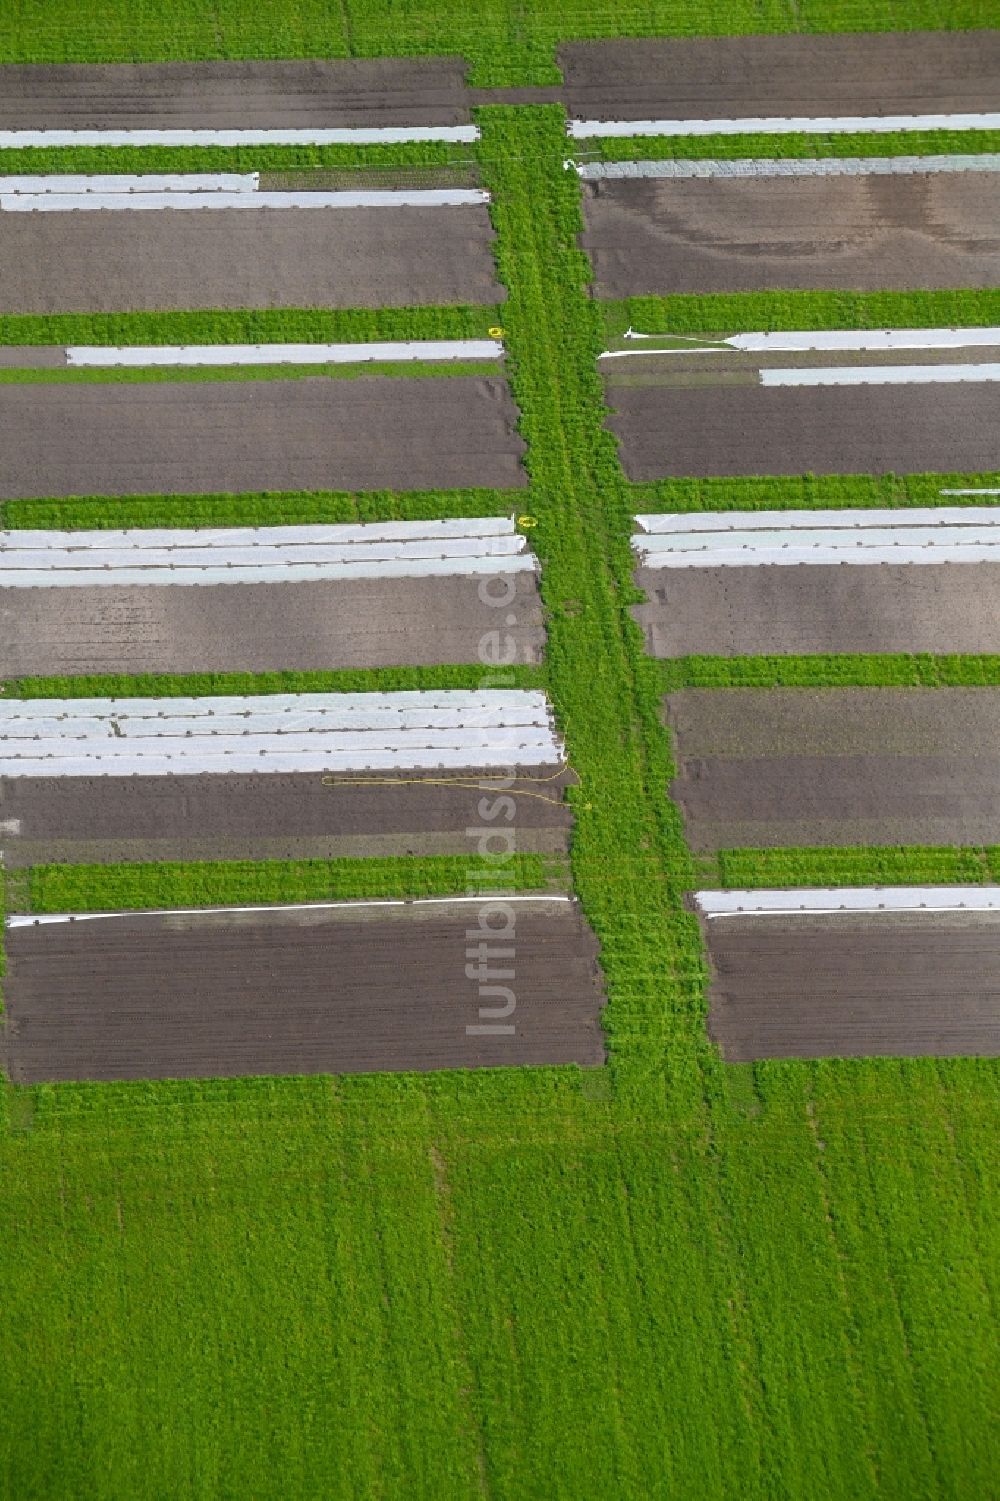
[[660, 654, 1000, 690], [586, 127, 1000, 162], [0, 360, 501, 386], [0, 141, 475, 175], [706, 844, 1000, 889], [632, 471, 1000, 512], [2, 663, 545, 698]]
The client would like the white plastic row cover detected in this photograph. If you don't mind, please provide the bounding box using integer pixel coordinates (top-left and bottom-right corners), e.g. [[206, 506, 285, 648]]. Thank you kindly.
[[7, 895, 572, 929], [613, 328, 1000, 354], [0, 173, 259, 193], [760, 363, 1000, 386], [0, 126, 480, 147], [568, 112, 1000, 139], [695, 888, 1000, 917], [0, 690, 548, 719], [576, 154, 1000, 179], [636, 508, 1000, 533], [65, 340, 502, 367], [0, 189, 488, 212]]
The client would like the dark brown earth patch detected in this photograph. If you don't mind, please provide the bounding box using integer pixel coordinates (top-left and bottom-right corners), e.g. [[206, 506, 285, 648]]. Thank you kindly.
[[559, 32, 1000, 120], [634, 563, 1000, 658], [608, 382, 1000, 479], [582, 175, 1000, 298], [666, 688, 1000, 850], [0, 206, 503, 314], [0, 767, 575, 868], [702, 910, 1000, 1060], [1, 571, 545, 678], [0, 899, 607, 1081], [0, 377, 527, 499]]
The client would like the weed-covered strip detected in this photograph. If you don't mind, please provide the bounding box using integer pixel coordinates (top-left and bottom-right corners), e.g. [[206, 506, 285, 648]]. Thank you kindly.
[[0, 487, 516, 531], [2, 663, 546, 699], [603, 288, 1000, 340], [0, 305, 504, 348], [703, 845, 1000, 890], [0, 360, 501, 386], [584, 128, 1000, 163], [14, 853, 562, 917], [631, 472, 1000, 512], [661, 655, 1000, 690], [0, 142, 476, 176]]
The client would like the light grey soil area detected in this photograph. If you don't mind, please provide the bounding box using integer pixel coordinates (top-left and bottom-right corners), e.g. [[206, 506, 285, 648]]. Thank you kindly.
[[1, 572, 545, 677], [607, 383, 1000, 479], [0, 377, 527, 499], [581, 175, 1000, 296], [666, 688, 1000, 849], [559, 32, 1000, 120], [0, 207, 503, 313], [0, 58, 475, 128], [0, 899, 607, 1081], [633, 563, 1000, 658], [0, 767, 575, 868], [702, 910, 1000, 1060]]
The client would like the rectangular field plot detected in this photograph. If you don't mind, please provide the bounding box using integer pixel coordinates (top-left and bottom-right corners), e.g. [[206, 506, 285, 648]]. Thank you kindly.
[[1, 897, 606, 1081], [606, 378, 999, 480], [0, 203, 502, 312], [696, 897, 1000, 1061], [581, 173, 1000, 297], [667, 688, 1000, 851], [0, 519, 544, 676], [560, 33, 1000, 126], [0, 377, 526, 499]]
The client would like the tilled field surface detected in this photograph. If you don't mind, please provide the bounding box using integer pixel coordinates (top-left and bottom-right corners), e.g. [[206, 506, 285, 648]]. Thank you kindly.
[[702, 909, 1000, 1060], [634, 563, 1000, 658], [1, 898, 606, 1081], [0, 767, 575, 867], [0, 206, 503, 314], [667, 688, 1000, 850], [582, 175, 1000, 297], [1, 572, 545, 678], [0, 377, 527, 498], [608, 382, 1000, 479], [559, 32, 1000, 120]]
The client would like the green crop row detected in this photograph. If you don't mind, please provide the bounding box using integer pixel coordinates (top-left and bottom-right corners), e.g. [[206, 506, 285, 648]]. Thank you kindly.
[[631, 471, 1000, 512], [660, 654, 1000, 690], [2, 662, 546, 698], [0, 141, 476, 175], [703, 845, 1000, 889], [584, 128, 1000, 162], [0, 360, 501, 386], [603, 287, 1000, 339]]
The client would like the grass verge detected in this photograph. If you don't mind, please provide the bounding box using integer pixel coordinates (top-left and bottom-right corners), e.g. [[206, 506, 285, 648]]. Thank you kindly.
[[660, 655, 1000, 690], [602, 288, 1000, 340], [631, 472, 1000, 512], [583, 128, 1000, 163], [700, 845, 1000, 890], [0, 361, 501, 385], [1, 663, 546, 699]]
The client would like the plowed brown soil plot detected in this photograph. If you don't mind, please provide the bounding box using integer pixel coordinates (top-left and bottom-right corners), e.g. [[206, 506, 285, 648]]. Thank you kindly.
[[701, 909, 1000, 1060], [607, 379, 1000, 479], [634, 563, 1000, 658], [582, 176, 1000, 298], [0, 207, 503, 314], [559, 32, 1000, 120], [1, 573, 545, 678], [0, 377, 526, 499], [0, 898, 606, 1082], [0, 766, 574, 867], [667, 688, 1000, 850]]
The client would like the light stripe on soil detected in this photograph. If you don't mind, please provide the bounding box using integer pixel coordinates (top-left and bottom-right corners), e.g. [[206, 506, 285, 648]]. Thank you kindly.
[[64, 340, 502, 369], [695, 888, 1000, 918], [568, 113, 1000, 139], [760, 363, 1000, 387], [0, 189, 489, 213], [0, 126, 480, 148], [576, 155, 1000, 180], [7, 894, 572, 929], [0, 173, 258, 193]]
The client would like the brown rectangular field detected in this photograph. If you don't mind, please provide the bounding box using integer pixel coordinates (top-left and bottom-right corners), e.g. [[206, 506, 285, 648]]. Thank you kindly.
[[582, 175, 1000, 297], [702, 909, 1000, 1060], [0, 898, 606, 1082], [0, 377, 526, 499], [559, 32, 1000, 120], [607, 382, 1000, 479], [0, 207, 503, 313], [0, 58, 474, 128], [634, 562, 1000, 658], [0, 766, 574, 868], [667, 687, 1000, 850], [1, 572, 545, 678]]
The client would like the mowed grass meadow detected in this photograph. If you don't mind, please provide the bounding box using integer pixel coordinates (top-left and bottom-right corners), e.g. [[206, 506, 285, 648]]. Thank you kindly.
[[0, 62, 999, 1501]]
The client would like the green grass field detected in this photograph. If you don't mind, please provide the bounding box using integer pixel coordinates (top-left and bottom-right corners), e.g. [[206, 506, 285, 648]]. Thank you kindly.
[[1, 63, 999, 1501]]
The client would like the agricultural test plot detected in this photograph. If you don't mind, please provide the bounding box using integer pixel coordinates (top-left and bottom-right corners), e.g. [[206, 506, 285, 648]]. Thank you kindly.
[[0, 376, 527, 498], [1, 897, 606, 1081], [695, 894, 1000, 1061], [667, 688, 1000, 851], [0, 519, 545, 676], [580, 171, 1000, 297]]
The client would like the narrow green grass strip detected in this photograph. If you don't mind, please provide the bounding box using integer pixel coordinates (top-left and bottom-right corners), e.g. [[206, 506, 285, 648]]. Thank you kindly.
[[18, 853, 563, 917], [705, 845, 1000, 890], [586, 129, 1000, 163], [0, 487, 517, 531], [631, 472, 1000, 512], [661, 655, 1000, 690], [0, 142, 476, 175], [2, 663, 547, 699], [0, 305, 504, 348], [0, 361, 501, 386], [603, 289, 1000, 340]]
